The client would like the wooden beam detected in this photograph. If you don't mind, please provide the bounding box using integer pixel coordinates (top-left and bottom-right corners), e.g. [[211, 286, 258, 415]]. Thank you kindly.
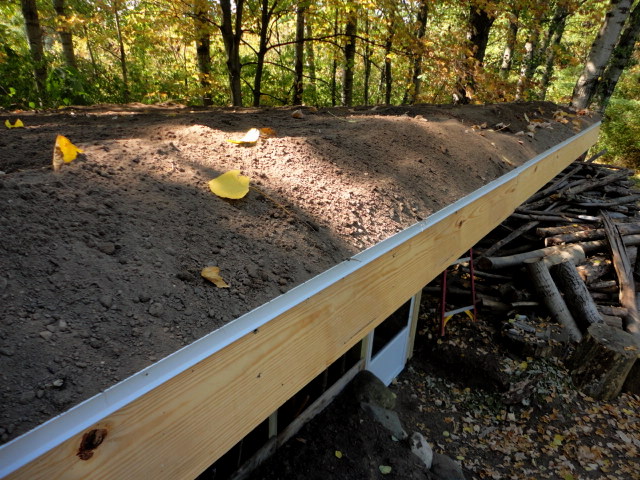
[[2, 123, 600, 480]]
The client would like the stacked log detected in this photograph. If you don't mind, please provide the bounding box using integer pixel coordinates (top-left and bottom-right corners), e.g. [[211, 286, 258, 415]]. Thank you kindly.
[[439, 153, 640, 399]]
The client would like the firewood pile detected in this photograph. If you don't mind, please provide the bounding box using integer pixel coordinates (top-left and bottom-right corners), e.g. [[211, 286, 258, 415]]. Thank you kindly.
[[433, 152, 640, 400]]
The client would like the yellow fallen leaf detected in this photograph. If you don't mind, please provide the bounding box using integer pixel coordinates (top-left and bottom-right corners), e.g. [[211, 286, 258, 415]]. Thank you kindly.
[[208, 170, 250, 199], [227, 128, 260, 145], [201, 266, 229, 288], [379, 465, 392, 475], [335, 450, 343, 459], [52, 135, 84, 171], [5, 119, 24, 128]]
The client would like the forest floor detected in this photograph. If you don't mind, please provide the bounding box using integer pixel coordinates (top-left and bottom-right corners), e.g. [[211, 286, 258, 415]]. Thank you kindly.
[[249, 312, 640, 480], [0, 101, 598, 452]]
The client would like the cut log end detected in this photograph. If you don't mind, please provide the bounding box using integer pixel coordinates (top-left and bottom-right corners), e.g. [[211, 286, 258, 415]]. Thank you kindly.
[[570, 323, 640, 400]]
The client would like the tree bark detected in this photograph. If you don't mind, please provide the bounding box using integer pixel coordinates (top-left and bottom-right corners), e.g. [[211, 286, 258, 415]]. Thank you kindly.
[[539, 5, 569, 100], [382, 30, 393, 105], [20, 0, 47, 103], [551, 261, 604, 329], [592, 1, 640, 112], [113, 2, 129, 102], [515, 27, 540, 100], [455, 2, 496, 103], [411, 0, 429, 103], [194, 0, 212, 106], [220, 0, 245, 106], [305, 18, 317, 105], [53, 0, 77, 70], [571, 0, 632, 110], [525, 259, 583, 342], [292, 3, 305, 105], [252, 0, 276, 107], [342, 8, 357, 107], [500, 8, 519, 79], [363, 16, 372, 105], [601, 211, 640, 335], [570, 323, 640, 400]]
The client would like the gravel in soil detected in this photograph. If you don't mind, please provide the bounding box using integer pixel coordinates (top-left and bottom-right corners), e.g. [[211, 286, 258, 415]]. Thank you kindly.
[[0, 101, 596, 444]]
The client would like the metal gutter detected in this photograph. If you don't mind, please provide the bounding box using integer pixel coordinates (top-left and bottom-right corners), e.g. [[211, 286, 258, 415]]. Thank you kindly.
[[0, 121, 601, 477]]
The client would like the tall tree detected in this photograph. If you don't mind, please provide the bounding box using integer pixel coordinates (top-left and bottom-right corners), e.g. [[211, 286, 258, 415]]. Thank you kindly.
[[53, 0, 77, 70], [193, 0, 213, 106], [500, 6, 520, 78], [112, 1, 129, 102], [571, 0, 633, 110], [252, 0, 278, 107], [592, 1, 640, 111], [539, 3, 570, 100], [220, 0, 245, 106], [381, 10, 395, 105], [305, 17, 317, 104], [293, 2, 305, 105], [20, 0, 47, 103], [411, 0, 430, 103], [342, 6, 357, 106], [455, 0, 498, 103]]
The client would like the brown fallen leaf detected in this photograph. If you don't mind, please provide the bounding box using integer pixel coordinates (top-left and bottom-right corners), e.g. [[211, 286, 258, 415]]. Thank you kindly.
[[291, 109, 304, 119], [201, 266, 230, 288]]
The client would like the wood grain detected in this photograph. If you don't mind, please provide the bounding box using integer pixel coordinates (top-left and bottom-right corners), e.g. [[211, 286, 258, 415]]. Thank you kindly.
[[6, 125, 599, 480]]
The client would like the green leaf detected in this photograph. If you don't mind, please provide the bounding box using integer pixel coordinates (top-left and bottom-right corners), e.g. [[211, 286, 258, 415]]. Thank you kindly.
[[379, 465, 392, 475]]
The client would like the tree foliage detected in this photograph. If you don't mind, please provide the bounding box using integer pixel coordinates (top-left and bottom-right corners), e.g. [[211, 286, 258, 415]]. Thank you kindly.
[[0, 0, 637, 116]]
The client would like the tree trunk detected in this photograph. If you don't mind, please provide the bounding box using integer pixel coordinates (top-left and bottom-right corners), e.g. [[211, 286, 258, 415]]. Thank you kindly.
[[551, 261, 604, 330], [20, 0, 47, 103], [500, 9, 519, 79], [252, 0, 272, 107], [194, 0, 212, 106], [53, 0, 77, 70], [455, 2, 495, 103], [592, 1, 640, 112], [363, 16, 371, 105], [383, 32, 393, 105], [525, 258, 583, 342], [113, 3, 129, 102], [305, 20, 317, 105], [571, 0, 632, 110], [570, 323, 640, 400], [411, 0, 429, 103], [220, 0, 244, 106], [292, 3, 305, 105], [515, 28, 540, 100], [539, 5, 569, 100], [331, 8, 338, 106], [342, 8, 357, 107]]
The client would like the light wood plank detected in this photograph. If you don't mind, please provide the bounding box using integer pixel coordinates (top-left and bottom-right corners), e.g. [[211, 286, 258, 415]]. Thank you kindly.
[[5, 125, 599, 480]]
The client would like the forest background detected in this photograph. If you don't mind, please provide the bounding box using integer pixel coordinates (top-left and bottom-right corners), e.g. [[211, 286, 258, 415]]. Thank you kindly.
[[2, 0, 639, 166]]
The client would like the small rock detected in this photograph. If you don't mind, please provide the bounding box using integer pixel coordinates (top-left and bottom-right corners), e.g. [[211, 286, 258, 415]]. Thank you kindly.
[[177, 270, 195, 282], [58, 319, 68, 330], [0, 346, 15, 356], [19, 390, 36, 404], [410, 432, 433, 470], [148, 302, 164, 317], [36, 389, 45, 398], [430, 453, 466, 480], [46, 324, 58, 333], [97, 242, 116, 255], [139, 293, 151, 303], [52, 379, 64, 388], [39, 330, 53, 341], [89, 338, 102, 349], [99, 295, 113, 309], [361, 402, 407, 440]]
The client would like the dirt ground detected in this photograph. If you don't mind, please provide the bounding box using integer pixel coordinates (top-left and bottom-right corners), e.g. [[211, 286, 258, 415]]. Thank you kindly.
[[0, 101, 595, 445], [249, 314, 640, 480]]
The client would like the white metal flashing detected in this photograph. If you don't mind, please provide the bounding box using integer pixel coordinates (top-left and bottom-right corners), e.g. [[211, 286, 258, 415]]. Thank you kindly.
[[0, 121, 601, 477]]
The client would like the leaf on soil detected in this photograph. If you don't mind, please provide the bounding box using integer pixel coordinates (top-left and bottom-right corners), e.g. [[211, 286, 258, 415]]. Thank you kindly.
[[208, 170, 251, 199], [335, 450, 343, 459], [201, 266, 230, 288], [259, 127, 276, 138], [379, 465, 392, 474], [227, 128, 260, 145], [291, 109, 304, 119], [52, 135, 84, 171], [5, 119, 24, 129]]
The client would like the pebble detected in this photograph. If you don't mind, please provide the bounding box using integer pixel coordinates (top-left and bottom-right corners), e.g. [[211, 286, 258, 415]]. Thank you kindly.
[[148, 302, 164, 317], [98, 242, 116, 255], [46, 324, 58, 333], [39, 330, 53, 341], [99, 295, 113, 309], [36, 389, 45, 398], [58, 319, 68, 330], [19, 391, 35, 404], [0, 346, 15, 356]]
